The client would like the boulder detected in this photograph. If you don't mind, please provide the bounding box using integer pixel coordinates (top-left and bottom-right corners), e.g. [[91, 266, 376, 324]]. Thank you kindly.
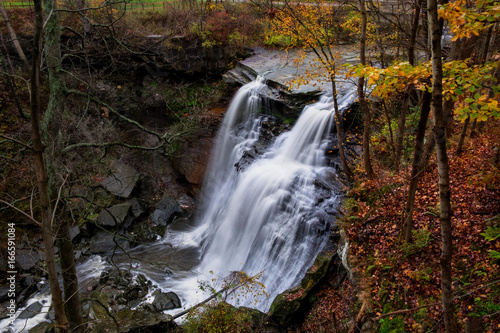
[[90, 231, 130, 254], [151, 195, 182, 226], [152, 291, 181, 311], [97, 202, 132, 227], [16, 249, 40, 271], [101, 166, 140, 198], [127, 198, 144, 218]]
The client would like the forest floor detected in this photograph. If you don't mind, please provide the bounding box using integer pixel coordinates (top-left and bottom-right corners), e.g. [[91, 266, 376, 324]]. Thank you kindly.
[[295, 120, 500, 332]]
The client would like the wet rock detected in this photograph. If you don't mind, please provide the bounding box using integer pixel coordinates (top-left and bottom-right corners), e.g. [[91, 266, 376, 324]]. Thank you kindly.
[[97, 202, 132, 227], [151, 195, 182, 227], [152, 291, 181, 311], [16, 249, 40, 271], [17, 301, 43, 319], [90, 231, 130, 254], [101, 166, 140, 198]]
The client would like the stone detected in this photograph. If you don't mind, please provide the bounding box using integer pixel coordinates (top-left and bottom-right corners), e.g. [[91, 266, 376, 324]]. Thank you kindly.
[[127, 198, 144, 218], [152, 291, 181, 311], [89, 291, 110, 321], [70, 225, 81, 240], [100, 166, 140, 198], [151, 195, 182, 226], [171, 136, 215, 186], [17, 301, 43, 319], [89, 231, 130, 254], [97, 202, 132, 227], [93, 308, 175, 332], [16, 249, 40, 271]]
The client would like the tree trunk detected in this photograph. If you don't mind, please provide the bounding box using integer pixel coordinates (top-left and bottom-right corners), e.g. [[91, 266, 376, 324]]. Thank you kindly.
[[75, 0, 92, 35], [428, 0, 455, 330], [395, 91, 409, 171], [0, 41, 26, 119], [58, 217, 84, 332], [332, 77, 354, 182], [44, 0, 84, 330], [31, 0, 69, 331], [455, 116, 470, 155], [403, 90, 431, 242], [382, 101, 397, 163], [359, 0, 374, 179], [408, 0, 423, 65], [0, 2, 30, 71]]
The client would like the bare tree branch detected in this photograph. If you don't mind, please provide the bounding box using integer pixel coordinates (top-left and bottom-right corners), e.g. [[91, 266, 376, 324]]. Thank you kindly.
[[0, 134, 33, 150], [0, 199, 41, 225]]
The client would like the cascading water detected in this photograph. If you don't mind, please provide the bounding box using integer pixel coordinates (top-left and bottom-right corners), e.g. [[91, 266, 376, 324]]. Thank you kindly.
[[181, 77, 348, 311]]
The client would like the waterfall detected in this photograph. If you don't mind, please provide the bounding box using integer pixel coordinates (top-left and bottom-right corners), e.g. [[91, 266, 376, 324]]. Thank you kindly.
[[187, 78, 344, 311]]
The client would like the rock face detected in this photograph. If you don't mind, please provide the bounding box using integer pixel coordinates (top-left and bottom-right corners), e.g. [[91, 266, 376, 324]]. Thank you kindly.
[[223, 48, 323, 113], [140, 37, 253, 77], [172, 136, 215, 188]]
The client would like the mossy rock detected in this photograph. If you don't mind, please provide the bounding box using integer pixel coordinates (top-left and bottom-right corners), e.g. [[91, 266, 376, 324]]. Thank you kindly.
[[269, 251, 335, 327], [89, 290, 111, 321]]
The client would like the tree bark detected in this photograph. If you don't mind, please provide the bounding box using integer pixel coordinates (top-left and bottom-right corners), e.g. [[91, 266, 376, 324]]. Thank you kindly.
[[43, 0, 84, 330], [395, 90, 409, 171], [403, 90, 431, 242], [428, 0, 455, 330], [0, 41, 26, 119], [31, 0, 69, 331], [0, 2, 30, 71], [358, 0, 374, 179], [408, 0, 423, 66], [455, 115, 470, 155], [58, 217, 84, 332]]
